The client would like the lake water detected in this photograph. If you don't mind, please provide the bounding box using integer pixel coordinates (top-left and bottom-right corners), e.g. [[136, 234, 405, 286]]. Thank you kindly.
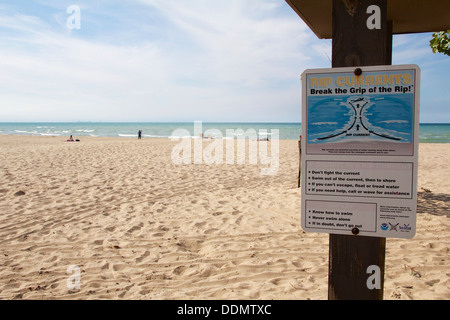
[[0, 122, 449, 143]]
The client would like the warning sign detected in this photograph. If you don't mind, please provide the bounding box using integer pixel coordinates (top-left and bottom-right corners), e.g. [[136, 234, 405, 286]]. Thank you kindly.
[[301, 65, 420, 239]]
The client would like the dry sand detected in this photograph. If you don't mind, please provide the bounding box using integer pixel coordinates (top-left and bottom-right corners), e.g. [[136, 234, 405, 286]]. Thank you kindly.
[[0, 135, 448, 300]]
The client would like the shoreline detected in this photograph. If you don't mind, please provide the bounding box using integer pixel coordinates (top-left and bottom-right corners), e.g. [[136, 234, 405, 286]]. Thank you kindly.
[[0, 133, 449, 144], [1, 122, 449, 143]]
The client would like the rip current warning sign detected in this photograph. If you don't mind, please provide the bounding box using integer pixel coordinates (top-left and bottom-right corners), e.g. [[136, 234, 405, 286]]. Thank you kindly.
[[301, 65, 420, 239]]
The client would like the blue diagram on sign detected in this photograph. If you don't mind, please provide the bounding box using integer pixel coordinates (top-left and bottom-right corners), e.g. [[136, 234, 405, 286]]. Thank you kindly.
[[307, 94, 414, 144]]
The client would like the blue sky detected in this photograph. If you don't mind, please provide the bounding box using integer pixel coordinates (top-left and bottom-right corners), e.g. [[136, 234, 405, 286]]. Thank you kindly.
[[0, 0, 449, 123]]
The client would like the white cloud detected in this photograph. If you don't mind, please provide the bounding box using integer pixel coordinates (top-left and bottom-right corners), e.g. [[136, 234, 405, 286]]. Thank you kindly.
[[137, 0, 316, 82], [0, 0, 330, 122], [2, 1, 447, 123]]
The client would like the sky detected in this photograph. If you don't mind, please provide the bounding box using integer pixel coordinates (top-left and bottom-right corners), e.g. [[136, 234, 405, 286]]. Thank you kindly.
[[0, 0, 449, 123]]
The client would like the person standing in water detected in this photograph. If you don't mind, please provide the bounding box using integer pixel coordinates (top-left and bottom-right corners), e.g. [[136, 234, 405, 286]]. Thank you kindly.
[[138, 130, 142, 140]]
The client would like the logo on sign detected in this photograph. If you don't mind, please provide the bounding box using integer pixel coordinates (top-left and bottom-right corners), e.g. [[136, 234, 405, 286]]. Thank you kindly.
[[389, 223, 399, 231], [399, 224, 412, 232], [381, 223, 389, 231]]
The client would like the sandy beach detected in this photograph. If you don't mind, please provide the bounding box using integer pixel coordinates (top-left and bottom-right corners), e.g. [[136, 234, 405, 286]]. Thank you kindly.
[[0, 135, 448, 300]]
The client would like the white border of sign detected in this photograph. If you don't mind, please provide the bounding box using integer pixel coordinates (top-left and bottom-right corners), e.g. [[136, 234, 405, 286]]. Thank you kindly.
[[301, 64, 420, 239]]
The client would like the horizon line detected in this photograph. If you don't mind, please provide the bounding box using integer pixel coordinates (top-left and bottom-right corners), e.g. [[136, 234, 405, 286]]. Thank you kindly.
[[0, 121, 449, 125]]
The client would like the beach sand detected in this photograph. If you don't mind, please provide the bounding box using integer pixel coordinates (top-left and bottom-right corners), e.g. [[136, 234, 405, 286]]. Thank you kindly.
[[0, 135, 448, 300]]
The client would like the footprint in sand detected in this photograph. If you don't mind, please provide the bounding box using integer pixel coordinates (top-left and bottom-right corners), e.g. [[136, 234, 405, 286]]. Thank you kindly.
[[176, 239, 203, 252], [127, 222, 144, 234], [194, 221, 206, 229], [135, 251, 150, 264], [172, 265, 186, 276]]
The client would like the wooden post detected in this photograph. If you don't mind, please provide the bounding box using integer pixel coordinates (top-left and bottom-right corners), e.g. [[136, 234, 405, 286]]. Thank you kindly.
[[328, 0, 391, 300], [298, 139, 301, 188]]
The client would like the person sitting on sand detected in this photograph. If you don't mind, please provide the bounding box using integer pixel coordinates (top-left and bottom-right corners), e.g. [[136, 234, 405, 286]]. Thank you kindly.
[[67, 135, 80, 142]]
